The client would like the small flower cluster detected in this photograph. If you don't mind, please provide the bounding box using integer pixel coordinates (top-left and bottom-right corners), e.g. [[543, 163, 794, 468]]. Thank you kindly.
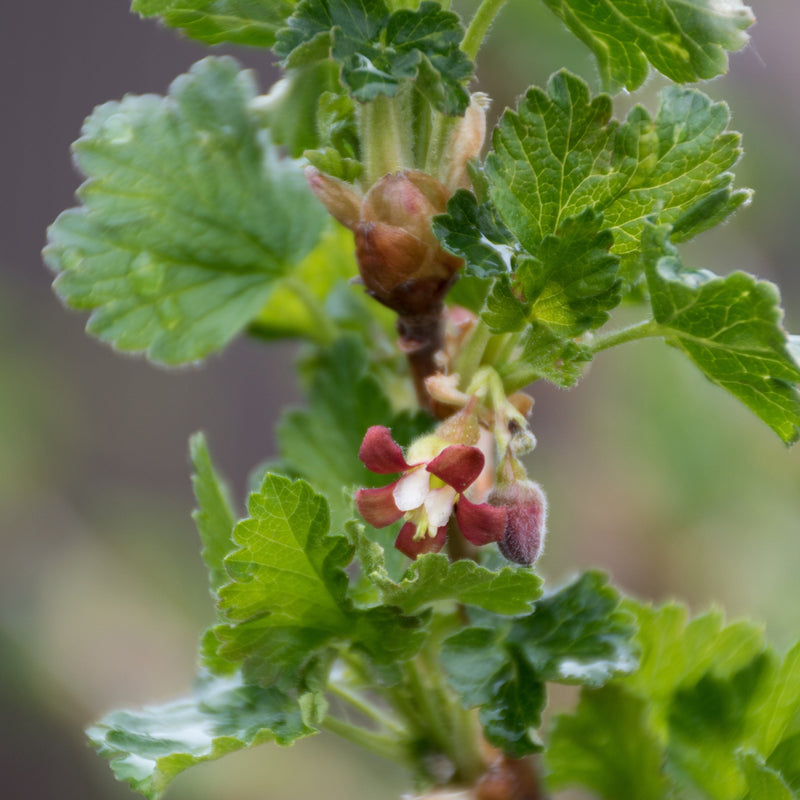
[[355, 425, 507, 558], [356, 409, 548, 563]]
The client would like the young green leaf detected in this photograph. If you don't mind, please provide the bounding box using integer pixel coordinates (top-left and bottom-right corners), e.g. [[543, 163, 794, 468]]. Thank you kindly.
[[666, 653, 773, 799], [432, 189, 517, 279], [482, 209, 621, 338], [547, 601, 800, 800], [547, 685, 671, 800], [45, 57, 327, 365], [131, 0, 294, 47], [643, 223, 800, 445], [275, 0, 473, 114], [253, 61, 342, 159], [739, 753, 796, 800], [190, 432, 236, 596], [214, 474, 426, 685], [769, 731, 800, 796], [486, 71, 749, 285], [625, 601, 766, 734], [88, 672, 317, 800], [539, 0, 754, 93], [368, 550, 543, 615], [749, 641, 800, 757], [441, 571, 636, 756]]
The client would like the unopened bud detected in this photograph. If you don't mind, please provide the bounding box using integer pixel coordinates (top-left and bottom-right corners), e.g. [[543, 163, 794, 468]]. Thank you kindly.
[[354, 171, 462, 315], [425, 373, 470, 408], [488, 479, 547, 565], [437, 397, 480, 445], [443, 93, 488, 191], [361, 171, 449, 249], [305, 167, 362, 229]]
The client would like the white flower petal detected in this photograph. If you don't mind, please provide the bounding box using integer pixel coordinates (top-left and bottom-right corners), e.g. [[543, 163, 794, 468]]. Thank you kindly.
[[424, 486, 457, 528], [393, 467, 430, 511]]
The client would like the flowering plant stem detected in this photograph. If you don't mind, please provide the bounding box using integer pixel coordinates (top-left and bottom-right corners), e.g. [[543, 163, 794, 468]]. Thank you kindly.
[[45, 2, 800, 800]]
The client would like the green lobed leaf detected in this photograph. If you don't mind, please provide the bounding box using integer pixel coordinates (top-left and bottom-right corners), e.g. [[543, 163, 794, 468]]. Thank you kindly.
[[539, 0, 754, 93], [750, 641, 800, 758], [45, 57, 327, 365], [486, 71, 749, 286], [88, 672, 316, 800], [482, 209, 621, 338], [432, 189, 518, 279], [506, 326, 593, 389], [739, 753, 796, 800], [547, 601, 800, 800], [547, 685, 671, 800], [643, 223, 800, 444], [275, 0, 473, 115], [368, 550, 544, 615], [508, 570, 637, 686], [769, 729, 800, 795], [190, 432, 237, 596], [214, 474, 426, 685], [131, 0, 294, 47], [666, 653, 773, 799], [441, 571, 636, 757], [625, 601, 766, 736]]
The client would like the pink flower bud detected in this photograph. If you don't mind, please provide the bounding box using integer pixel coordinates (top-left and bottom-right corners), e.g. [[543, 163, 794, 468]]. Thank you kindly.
[[488, 480, 548, 565], [353, 171, 462, 316], [361, 171, 450, 250]]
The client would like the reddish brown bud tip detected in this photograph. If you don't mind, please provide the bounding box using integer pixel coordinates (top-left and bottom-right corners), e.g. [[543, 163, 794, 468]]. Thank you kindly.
[[488, 480, 548, 565]]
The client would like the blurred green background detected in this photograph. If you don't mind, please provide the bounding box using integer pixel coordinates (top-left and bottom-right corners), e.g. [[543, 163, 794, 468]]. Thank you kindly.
[[2, 2, 798, 798]]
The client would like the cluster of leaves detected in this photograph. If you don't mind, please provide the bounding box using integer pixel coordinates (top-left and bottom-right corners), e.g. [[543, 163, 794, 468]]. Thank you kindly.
[[546, 603, 800, 799], [275, 0, 473, 115], [131, 0, 754, 93], [434, 70, 800, 442]]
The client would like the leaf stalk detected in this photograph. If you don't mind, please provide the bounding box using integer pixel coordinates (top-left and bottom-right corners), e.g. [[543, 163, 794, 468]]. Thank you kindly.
[[589, 318, 663, 354], [462, 0, 509, 61], [321, 715, 413, 765]]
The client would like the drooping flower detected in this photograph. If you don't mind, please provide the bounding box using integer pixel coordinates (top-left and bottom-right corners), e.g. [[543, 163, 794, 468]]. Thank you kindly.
[[488, 451, 548, 565], [355, 426, 507, 558]]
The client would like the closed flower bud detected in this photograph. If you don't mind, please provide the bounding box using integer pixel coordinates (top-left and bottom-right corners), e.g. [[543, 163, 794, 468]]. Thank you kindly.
[[361, 171, 449, 249], [443, 93, 488, 191], [488, 479, 548, 565], [354, 171, 462, 316], [305, 167, 362, 229], [308, 167, 462, 317]]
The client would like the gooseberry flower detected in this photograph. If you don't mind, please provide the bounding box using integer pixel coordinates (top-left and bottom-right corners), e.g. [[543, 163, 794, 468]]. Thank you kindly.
[[355, 426, 507, 559], [488, 472, 548, 566]]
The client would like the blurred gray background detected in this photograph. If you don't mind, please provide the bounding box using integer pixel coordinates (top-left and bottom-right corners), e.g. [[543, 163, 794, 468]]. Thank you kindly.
[[2, 2, 799, 798]]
